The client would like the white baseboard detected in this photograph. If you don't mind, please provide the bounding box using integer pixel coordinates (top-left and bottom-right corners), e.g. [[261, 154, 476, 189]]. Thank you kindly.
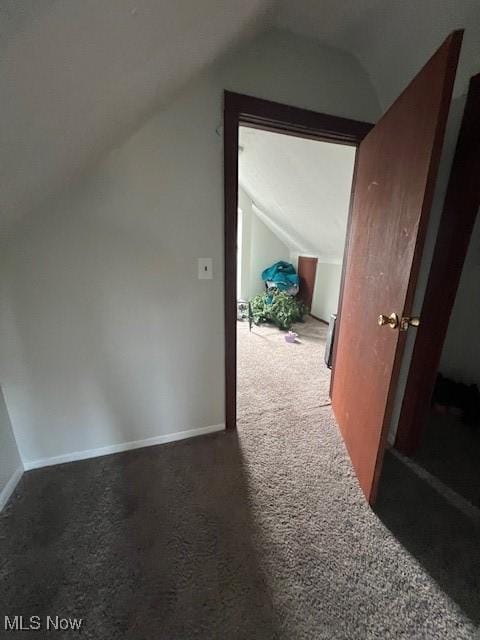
[[23, 423, 225, 471], [0, 465, 24, 512]]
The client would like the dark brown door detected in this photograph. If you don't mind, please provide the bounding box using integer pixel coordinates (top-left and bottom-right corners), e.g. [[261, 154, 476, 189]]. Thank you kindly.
[[395, 73, 480, 455], [297, 256, 318, 310], [331, 31, 463, 504]]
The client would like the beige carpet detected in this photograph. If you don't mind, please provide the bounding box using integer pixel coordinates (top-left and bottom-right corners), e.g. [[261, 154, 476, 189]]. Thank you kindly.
[[237, 316, 332, 426]]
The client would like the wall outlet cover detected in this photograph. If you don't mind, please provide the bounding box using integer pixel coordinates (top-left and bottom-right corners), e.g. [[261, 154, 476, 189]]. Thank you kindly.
[[198, 258, 213, 279]]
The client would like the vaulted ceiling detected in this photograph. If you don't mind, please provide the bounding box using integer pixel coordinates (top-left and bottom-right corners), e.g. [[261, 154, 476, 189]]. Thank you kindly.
[[2, 0, 480, 236], [239, 127, 356, 261], [0, 0, 273, 235], [276, 0, 480, 107]]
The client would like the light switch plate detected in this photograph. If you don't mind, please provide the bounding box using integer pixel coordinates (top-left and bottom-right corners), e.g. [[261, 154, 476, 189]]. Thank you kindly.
[[198, 258, 213, 280]]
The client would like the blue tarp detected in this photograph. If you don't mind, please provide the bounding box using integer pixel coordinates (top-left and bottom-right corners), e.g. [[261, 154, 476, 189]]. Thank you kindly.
[[261, 261, 299, 291]]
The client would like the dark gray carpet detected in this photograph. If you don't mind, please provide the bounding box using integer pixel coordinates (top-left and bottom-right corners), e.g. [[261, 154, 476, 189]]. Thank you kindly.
[[413, 412, 480, 507], [1, 323, 478, 638], [376, 450, 480, 627]]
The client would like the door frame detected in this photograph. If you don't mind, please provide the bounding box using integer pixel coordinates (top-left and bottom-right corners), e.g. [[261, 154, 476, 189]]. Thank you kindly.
[[223, 91, 373, 430], [395, 72, 480, 454]]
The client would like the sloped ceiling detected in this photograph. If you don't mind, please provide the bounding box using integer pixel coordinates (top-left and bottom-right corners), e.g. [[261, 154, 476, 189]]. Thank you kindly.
[[0, 0, 273, 235], [239, 127, 356, 262], [2, 0, 480, 236], [276, 0, 480, 108]]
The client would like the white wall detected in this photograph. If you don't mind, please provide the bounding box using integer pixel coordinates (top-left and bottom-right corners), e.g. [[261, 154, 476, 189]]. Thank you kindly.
[[241, 189, 343, 314], [238, 187, 253, 301], [0, 386, 23, 510], [311, 263, 342, 322], [249, 213, 290, 299], [439, 211, 480, 385], [0, 28, 380, 467], [239, 187, 290, 300]]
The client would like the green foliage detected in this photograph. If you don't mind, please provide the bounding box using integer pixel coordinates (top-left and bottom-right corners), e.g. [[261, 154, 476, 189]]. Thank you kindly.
[[249, 291, 308, 330]]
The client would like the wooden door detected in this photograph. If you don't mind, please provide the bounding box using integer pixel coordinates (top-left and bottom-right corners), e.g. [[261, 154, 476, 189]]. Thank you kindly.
[[331, 31, 463, 504], [395, 73, 480, 455], [297, 256, 318, 310]]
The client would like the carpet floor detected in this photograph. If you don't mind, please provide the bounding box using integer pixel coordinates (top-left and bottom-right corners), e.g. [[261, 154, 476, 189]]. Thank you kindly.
[[413, 411, 480, 507], [237, 316, 332, 425], [0, 318, 478, 638]]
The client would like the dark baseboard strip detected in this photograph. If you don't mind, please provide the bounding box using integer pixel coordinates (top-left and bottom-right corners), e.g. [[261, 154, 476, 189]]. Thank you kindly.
[[310, 314, 328, 325]]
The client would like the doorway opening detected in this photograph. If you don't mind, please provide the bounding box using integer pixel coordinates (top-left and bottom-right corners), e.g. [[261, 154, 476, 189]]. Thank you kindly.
[[235, 126, 356, 431], [225, 32, 462, 507], [223, 91, 372, 433]]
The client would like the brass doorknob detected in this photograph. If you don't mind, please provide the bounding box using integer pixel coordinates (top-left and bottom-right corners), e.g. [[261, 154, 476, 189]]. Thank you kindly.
[[378, 313, 399, 329], [378, 313, 420, 331], [400, 316, 420, 331]]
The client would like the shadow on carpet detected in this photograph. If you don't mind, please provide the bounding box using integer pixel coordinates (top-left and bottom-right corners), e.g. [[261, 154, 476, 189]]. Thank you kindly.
[[1, 412, 478, 638], [376, 450, 480, 625], [0, 431, 280, 639]]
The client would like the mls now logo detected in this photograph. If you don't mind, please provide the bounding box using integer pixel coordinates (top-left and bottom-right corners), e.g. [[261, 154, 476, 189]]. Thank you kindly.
[[4, 615, 83, 631]]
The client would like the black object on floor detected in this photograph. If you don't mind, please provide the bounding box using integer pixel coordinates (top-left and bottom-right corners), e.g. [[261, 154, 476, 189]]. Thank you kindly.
[[433, 373, 480, 425], [324, 313, 337, 369]]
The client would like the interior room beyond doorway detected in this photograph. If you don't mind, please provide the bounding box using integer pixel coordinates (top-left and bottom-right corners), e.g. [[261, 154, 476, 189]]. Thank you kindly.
[[236, 126, 356, 428]]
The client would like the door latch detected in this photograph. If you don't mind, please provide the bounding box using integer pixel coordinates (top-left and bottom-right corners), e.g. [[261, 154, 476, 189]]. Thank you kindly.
[[399, 316, 420, 332], [378, 313, 420, 331]]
